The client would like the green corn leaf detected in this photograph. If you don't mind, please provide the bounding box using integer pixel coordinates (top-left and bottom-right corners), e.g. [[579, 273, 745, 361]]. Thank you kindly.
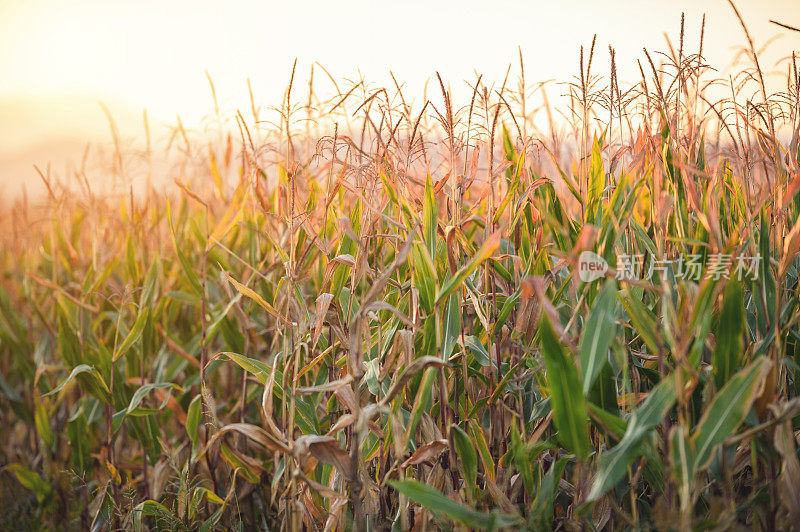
[[216, 352, 272, 385], [589, 402, 627, 439], [379, 170, 399, 205], [756, 213, 776, 336], [669, 425, 696, 512], [713, 279, 745, 389], [140, 260, 160, 307], [436, 231, 501, 306], [692, 357, 770, 469], [588, 375, 677, 501], [529, 456, 569, 530], [404, 369, 437, 447], [441, 292, 461, 361], [450, 424, 477, 501], [67, 409, 91, 473], [630, 220, 658, 259], [586, 137, 605, 222], [468, 420, 495, 482], [411, 243, 438, 314], [589, 362, 619, 415], [539, 313, 592, 461], [423, 175, 437, 259], [57, 312, 82, 367], [125, 233, 140, 285], [6, 464, 52, 504], [166, 200, 203, 297], [34, 395, 54, 448], [579, 280, 617, 393], [199, 508, 224, 532], [125, 382, 183, 416], [112, 307, 150, 362], [509, 424, 536, 494], [186, 394, 202, 453], [222, 271, 290, 326], [44, 364, 111, 403], [132, 500, 181, 532], [619, 289, 660, 354], [464, 335, 492, 367], [388, 480, 521, 530]]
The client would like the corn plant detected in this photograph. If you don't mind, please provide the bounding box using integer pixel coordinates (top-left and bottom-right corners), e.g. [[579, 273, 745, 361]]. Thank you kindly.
[[2, 8, 800, 531]]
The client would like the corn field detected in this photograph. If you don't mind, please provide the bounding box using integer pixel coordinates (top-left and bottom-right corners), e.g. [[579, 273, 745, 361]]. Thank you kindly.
[[2, 9, 800, 531]]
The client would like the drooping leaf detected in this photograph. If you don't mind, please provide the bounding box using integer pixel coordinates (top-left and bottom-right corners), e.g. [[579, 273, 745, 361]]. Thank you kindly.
[[215, 351, 272, 385], [44, 364, 111, 403], [221, 271, 290, 326], [6, 464, 52, 504], [125, 382, 183, 416], [388, 480, 521, 530], [132, 500, 180, 532], [381, 356, 448, 406], [400, 439, 448, 469]]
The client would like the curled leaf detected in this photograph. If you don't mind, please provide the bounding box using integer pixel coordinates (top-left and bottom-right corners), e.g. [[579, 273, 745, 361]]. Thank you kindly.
[[400, 439, 448, 469], [380, 356, 449, 406]]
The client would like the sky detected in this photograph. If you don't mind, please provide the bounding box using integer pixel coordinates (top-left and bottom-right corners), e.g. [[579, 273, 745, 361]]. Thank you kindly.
[[1, 0, 799, 194]]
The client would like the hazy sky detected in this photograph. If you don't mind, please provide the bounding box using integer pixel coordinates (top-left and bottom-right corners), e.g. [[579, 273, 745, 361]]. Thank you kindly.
[[1, 0, 799, 191]]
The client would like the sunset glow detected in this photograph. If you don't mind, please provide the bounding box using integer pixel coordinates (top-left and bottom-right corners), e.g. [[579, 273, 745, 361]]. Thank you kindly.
[[2, 0, 799, 194]]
